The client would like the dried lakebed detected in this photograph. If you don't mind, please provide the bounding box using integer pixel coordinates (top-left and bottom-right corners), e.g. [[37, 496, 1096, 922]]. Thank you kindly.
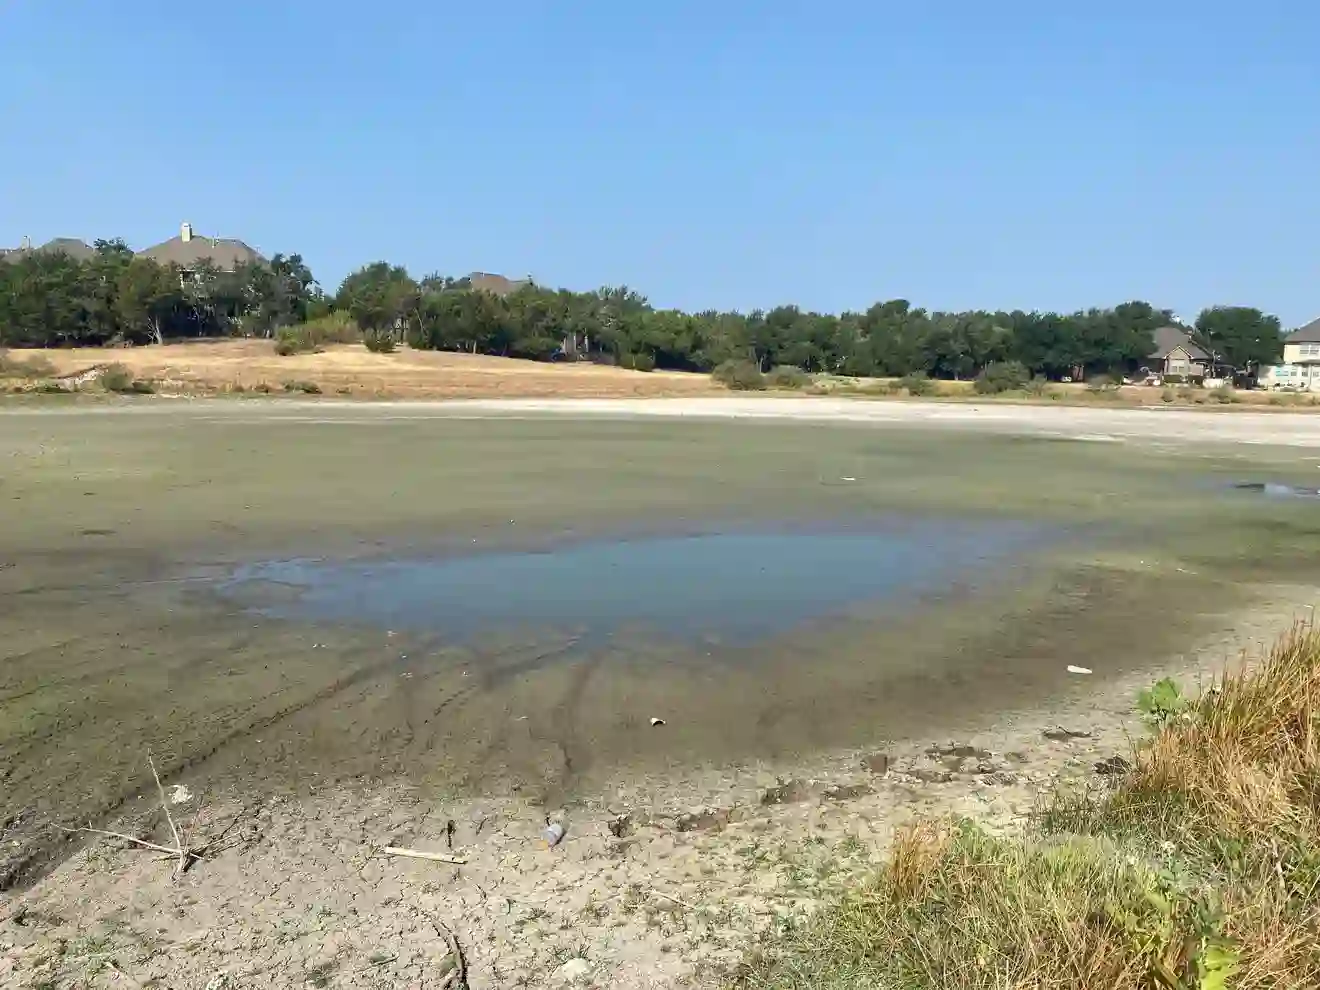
[[5, 408, 1320, 985]]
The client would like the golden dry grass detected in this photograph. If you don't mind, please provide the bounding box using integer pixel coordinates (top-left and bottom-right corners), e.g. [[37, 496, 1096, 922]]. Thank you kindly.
[[16, 339, 721, 399], [735, 624, 1320, 989]]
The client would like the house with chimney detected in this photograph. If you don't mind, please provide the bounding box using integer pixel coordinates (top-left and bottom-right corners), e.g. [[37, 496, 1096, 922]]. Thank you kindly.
[[1, 235, 96, 263], [135, 223, 265, 281]]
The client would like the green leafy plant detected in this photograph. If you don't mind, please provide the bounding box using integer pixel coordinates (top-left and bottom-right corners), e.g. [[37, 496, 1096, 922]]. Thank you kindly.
[[1138, 677, 1189, 726]]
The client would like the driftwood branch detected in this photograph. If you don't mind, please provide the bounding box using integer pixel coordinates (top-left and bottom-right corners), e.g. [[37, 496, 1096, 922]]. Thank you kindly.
[[433, 916, 467, 989], [55, 752, 210, 877], [382, 846, 467, 865], [54, 824, 182, 857], [147, 751, 188, 877], [652, 889, 699, 911]]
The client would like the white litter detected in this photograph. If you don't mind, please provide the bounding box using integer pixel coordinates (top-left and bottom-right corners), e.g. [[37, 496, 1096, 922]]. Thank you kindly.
[[650, 717, 666, 727], [169, 784, 193, 805], [1066, 665, 1093, 675], [840, 477, 857, 482]]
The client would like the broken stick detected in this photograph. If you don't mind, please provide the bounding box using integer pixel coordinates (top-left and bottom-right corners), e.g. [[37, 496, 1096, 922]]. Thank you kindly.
[[382, 846, 468, 865]]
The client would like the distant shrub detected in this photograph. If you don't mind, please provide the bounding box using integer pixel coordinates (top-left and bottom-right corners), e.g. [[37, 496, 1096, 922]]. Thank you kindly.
[[1161, 388, 1176, 403], [0, 351, 57, 379], [766, 365, 810, 389], [900, 373, 934, 397], [273, 332, 309, 356], [860, 380, 898, 396], [282, 379, 321, 394], [362, 330, 397, 354], [1211, 385, 1239, 404], [33, 381, 71, 394], [254, 382, 273, 393], [275, 313, 362, 355], [1176, 386, 1197, 401], [622, 352, 656, 372], [1024, 376, 1053, 397], [1086, 374, 1117, 392], [974, 361, 1030, 395], [713, 360, 767, 391], [98, 363, 133, 392]]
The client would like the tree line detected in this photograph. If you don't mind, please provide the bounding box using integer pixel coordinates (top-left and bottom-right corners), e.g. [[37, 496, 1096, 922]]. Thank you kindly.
[[1, 243, 1288, 380], [0, 240, 319, 347]]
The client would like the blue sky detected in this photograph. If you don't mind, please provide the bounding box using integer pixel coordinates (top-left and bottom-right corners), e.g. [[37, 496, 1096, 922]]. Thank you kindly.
[[2, 1, 1316, 326]]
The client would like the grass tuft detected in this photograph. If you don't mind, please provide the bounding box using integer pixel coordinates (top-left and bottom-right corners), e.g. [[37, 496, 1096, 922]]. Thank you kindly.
[[735, 622, 1320, 989]]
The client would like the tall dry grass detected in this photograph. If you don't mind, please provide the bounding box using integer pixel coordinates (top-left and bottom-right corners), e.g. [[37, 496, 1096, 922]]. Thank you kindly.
[[734, 622, 1320, 990]]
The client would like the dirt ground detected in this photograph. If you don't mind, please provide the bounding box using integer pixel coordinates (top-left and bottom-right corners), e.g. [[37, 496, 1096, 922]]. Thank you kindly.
[[2, 595, 1311, 989], [4, 404, 1320, 988], [20, 341, 720, 400]]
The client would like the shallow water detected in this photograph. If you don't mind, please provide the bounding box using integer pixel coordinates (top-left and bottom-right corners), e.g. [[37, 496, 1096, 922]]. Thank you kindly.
[[217, 519, 1043, 643]]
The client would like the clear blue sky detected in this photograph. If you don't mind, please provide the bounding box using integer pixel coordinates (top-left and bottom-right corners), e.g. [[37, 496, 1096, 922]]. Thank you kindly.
[[2, 1, 1316, 326]]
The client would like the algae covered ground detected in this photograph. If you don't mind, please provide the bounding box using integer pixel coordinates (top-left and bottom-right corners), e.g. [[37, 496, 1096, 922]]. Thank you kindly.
[[3, 402, 1320, 893]]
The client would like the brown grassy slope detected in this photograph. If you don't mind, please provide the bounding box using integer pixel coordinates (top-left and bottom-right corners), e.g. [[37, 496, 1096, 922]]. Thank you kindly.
[[22, 340, 721, 399]]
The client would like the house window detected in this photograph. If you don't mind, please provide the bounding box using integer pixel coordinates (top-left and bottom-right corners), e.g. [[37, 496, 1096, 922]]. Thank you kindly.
[[1301, 344, 1320, 357]]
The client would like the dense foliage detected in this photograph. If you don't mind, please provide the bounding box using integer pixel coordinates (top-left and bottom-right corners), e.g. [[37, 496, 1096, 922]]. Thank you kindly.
[[0, 241, 320, 346], [1, 243, 1289, 380]]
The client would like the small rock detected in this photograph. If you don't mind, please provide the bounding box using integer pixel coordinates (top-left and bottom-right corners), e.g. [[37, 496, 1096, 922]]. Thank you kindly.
[[863, 752, 892, 775], [607, 814, 633, 839], [822, 782, 873, 801], [909, 768, 955, 784], [1094, 755, 1132, 776], [760, 780, 813, 806], [557, 957, 591, 983], [675, 807, 733, 832], [1043, 727, 1092, 741], [927, 743, 991, 759]]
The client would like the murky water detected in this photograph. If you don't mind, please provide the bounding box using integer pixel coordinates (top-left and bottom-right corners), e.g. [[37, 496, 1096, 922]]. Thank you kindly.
[[1233, 481, 1320, 499], [215, 519, 1044, 642]]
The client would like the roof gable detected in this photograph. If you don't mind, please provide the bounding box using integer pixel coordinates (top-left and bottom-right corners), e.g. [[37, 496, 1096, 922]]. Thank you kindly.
[[1287, 318, 1320, 344], [467, 271, 533, 296], [1149, 325, 1207, 361], [136, 233, 264, 271], [0, 237, 95, 263]]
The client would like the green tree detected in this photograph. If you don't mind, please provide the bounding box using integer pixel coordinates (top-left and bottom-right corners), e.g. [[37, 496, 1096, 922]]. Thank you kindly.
[[1192, 306, 1283, 374], [335, 262, 417, 338], [115, 259, 181, 345]]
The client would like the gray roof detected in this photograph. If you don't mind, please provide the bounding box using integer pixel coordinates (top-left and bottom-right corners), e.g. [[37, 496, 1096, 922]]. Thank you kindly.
[[467, 271, 533, 296], [1149, 325, 1208, 361], [1, 237, 95, 263], [1286, 318, 1320, 344], [137, 233, 264, 271]]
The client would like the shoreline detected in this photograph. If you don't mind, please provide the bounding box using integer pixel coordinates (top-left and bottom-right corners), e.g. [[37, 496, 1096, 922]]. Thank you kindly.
[[4, 588, 1312, 989], [8, 395, 1320, 447]]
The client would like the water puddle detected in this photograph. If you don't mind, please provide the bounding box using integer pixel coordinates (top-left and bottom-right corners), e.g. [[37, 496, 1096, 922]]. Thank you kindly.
[[1232, 482, 1320, 499], [214, 520, 1044, 643]]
